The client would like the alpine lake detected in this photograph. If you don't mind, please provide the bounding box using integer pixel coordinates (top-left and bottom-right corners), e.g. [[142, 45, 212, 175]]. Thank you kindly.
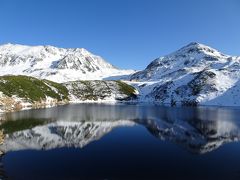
[[0, 103, 240, 180]]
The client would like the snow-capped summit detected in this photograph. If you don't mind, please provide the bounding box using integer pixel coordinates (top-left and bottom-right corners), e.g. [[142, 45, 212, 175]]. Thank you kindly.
[[131, 42, 233, 81], [175, 42, 226, 57], [0, 43, 134, 82], [130, 42, 240, 106]]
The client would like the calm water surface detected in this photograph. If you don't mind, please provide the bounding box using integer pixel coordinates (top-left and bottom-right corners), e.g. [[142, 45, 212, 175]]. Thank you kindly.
[[0, 103, 240, 180]]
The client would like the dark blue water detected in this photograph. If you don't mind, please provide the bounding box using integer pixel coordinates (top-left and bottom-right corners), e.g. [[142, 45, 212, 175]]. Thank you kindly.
[[1, 103, 240, 180]]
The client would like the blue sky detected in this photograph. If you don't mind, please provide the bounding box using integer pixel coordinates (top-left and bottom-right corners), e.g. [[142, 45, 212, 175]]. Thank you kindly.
[[0, 0, 239, 70]]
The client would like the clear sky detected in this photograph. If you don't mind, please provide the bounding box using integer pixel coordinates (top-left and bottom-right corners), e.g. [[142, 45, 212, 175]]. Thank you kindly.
[[0, 0, 239, 70]]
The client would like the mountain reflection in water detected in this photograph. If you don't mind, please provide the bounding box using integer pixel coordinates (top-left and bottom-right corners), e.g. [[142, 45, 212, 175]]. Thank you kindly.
[[1, 103, 240, 154], [1, 104, 240, 180]]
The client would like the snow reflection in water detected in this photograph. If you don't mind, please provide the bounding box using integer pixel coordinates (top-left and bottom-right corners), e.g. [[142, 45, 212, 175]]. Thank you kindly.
[[0, 104, 240, 179]]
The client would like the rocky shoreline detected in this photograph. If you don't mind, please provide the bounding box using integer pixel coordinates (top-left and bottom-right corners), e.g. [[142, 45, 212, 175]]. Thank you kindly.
[[0, 130, 4, 156], [0, 96, 69, 113]]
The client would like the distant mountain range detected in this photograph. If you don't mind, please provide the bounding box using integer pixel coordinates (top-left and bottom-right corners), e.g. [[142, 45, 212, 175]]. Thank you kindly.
[[1, 42, 240, 107]]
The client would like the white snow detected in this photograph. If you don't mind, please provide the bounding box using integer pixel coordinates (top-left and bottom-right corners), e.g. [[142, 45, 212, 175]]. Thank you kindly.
[[0, 43, 135, 82], [130, 42, 240, 106], [1, 42, 240, 107]]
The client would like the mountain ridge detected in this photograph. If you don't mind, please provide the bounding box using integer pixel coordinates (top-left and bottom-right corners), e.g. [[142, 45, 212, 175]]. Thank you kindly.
[[129, 42, 240, 106], [1, 42, 240, 107], [0, 43, 134, 82]]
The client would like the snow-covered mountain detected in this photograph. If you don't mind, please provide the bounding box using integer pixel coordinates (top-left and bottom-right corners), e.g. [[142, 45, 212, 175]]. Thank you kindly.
[[0, 43, 134, 82], [130, 42, 240, 106], [1, 42, 240, 107]]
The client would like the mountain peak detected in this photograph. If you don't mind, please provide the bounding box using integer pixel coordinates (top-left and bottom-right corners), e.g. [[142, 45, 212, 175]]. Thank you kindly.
[[131, 42, 233, 81], [130, 42, 240, 107], [0, 43, 95, 57], [0, 43, 134, 82], [179, 42, 211, 51], [73, 48, 92, 56], [186, 42, 201, 47], [166, 42, 229, 60]]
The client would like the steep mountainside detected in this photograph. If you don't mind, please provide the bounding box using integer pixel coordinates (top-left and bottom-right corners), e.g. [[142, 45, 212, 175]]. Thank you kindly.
[[130, 42, 240, 106], [0, 43, 134, 82]]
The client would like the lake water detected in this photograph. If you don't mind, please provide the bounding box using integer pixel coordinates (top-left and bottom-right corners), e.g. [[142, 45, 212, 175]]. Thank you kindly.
[[0, 103, 240, 180]]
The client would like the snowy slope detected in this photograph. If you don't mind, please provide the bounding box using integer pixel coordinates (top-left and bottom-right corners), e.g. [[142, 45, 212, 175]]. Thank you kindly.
[[130, 42, 240, 106], [0, 43, 134, 82]]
